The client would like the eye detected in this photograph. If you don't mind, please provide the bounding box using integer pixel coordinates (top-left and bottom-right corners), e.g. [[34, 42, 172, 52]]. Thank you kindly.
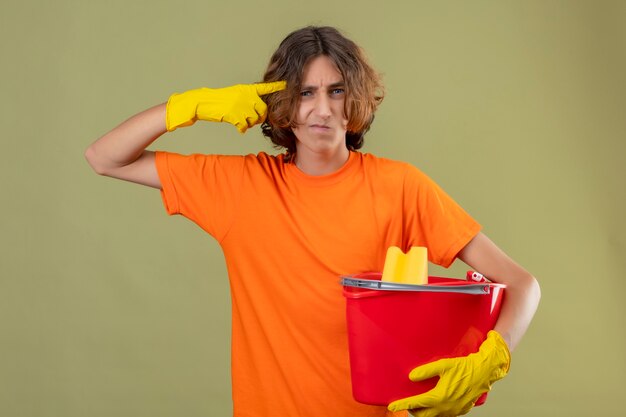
[[300, 90, 312, 97], [330, 88, 345, 95]]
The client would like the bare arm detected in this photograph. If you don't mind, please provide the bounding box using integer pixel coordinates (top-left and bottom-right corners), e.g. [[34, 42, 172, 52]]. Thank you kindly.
[[457, 232, 541, 352], [84, 103, 167, 189]]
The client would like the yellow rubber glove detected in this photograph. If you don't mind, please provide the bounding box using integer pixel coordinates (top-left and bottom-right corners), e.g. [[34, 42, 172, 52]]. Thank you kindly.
[[388, 330, 511, 417], [165, 81, 286, 133]]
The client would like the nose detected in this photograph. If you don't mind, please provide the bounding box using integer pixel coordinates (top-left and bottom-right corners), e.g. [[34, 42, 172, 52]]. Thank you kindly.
[[313, 93, 331, 119]]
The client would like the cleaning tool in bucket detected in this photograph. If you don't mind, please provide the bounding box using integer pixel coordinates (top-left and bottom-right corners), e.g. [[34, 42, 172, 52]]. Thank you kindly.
[[381, 246, 428, 284], [341, 272, 505, 407]]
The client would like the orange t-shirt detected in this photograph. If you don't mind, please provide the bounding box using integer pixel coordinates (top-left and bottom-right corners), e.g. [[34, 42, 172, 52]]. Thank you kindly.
[[155, 150, 480, 417]]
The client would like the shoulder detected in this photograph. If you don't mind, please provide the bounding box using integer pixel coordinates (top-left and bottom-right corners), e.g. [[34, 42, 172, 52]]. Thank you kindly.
[[240, 152, 287, 171], [357, 153, 443, 197], [357, 152, 425, 180], [156, 151, 284, 170], [243, 151, 283, 164]]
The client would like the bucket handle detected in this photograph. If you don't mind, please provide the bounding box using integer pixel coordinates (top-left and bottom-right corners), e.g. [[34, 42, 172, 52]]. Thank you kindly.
[[340, 277, 491, 295]]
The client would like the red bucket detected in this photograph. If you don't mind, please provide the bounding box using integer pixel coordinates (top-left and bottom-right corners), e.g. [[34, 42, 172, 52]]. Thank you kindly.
[[341, 272, 505, 406]]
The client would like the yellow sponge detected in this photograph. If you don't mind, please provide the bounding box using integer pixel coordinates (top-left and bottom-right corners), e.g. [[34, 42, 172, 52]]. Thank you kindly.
[[381, 246, 428, 284]]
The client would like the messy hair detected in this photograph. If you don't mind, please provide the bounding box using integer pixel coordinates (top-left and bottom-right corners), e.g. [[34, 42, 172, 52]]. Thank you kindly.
[[261, 26, 384, 158]]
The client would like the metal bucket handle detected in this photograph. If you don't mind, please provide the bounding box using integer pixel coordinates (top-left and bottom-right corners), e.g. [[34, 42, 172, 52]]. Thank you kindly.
[[340, 276, 491, 295]]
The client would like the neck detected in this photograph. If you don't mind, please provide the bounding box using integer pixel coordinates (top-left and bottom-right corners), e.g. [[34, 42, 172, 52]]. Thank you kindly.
[[293, 147, 350, 176]]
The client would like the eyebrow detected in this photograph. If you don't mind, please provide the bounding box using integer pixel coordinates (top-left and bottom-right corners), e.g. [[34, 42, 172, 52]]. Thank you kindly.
[[301, 82, 345, 91]]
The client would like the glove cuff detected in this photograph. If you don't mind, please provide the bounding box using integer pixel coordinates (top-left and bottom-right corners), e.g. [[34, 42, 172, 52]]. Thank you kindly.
[[486, 330, 511, 377], [165, 88, 216, 132]]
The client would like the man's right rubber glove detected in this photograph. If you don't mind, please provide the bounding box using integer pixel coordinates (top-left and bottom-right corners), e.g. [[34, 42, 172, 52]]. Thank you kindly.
[[165, 81, 286, 133], [388, 330, 511, 417]]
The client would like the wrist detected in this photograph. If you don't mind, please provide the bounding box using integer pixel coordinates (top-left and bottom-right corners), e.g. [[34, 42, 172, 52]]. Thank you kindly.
[[165, 89, 203, 131]]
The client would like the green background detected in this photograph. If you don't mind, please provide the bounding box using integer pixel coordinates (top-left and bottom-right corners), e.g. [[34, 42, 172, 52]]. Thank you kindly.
[[1, 0, 624, 416]]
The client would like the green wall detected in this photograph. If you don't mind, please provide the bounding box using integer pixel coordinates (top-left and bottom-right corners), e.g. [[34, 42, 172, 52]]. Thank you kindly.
[[1, 1, 624, 416]]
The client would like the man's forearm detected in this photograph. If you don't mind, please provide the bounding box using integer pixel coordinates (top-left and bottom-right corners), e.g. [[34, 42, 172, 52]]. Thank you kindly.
[[85, 102, 167, 174], [492, 272, 541, 351], [457, 232, 541, 352]]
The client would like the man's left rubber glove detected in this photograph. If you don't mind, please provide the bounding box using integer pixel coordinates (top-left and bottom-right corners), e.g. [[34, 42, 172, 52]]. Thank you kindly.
[[388, 330, 511, 417]]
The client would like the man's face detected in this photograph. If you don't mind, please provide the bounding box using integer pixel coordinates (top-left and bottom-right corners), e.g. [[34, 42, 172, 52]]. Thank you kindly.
[[292, 55, 349, 161]]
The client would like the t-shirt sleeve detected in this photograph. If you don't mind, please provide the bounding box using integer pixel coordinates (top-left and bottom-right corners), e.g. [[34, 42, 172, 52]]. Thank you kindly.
[[402, 164, 481, 268], [154, 151, 245, 241]]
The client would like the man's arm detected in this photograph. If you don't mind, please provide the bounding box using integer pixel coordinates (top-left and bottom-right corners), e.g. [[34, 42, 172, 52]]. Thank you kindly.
[[84, 103, 166, 189], [457, 232, 541, 351], [84, 81, 287, 188], [388, 232, 540, 414]]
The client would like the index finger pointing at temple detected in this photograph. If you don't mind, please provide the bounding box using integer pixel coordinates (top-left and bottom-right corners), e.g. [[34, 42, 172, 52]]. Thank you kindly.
[[254, 80, 287, 96]]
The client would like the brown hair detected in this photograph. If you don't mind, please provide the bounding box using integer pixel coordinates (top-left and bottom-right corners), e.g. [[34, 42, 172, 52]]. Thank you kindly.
[[261, 26, 384, 158]]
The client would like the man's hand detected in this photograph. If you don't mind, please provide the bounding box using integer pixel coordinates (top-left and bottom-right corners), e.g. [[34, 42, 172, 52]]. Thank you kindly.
[[388, 331, 511, 417], [165, 81, 286, 133]]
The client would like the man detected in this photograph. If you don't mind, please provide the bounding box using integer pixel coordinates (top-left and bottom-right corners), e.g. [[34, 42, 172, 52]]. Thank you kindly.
[[85, 26, 540, 417]]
